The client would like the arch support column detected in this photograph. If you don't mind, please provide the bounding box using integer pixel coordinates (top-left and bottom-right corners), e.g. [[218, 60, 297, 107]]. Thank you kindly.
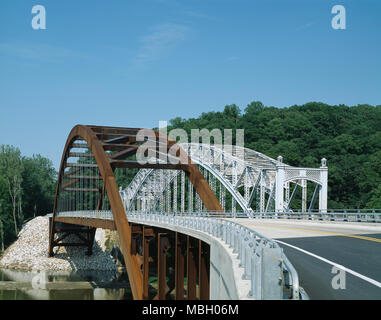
[[319, 160, 328, 213], [275, 165, 285, 213]]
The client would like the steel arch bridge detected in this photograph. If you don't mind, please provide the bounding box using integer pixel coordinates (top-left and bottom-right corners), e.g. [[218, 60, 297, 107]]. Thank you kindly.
[[49, 124, 328, 300], [49, 125, 222, 300], [121, 143, 328, 216]]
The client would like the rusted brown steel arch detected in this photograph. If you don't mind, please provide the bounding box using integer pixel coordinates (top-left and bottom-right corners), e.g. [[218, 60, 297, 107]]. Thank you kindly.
[[49, 125, 222, 300]]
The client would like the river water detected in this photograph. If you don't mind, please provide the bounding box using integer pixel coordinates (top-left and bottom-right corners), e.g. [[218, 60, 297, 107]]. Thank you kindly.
[[0, 268, 133, 300]]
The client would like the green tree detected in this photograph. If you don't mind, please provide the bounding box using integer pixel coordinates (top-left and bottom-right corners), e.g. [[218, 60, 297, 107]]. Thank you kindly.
[[0, 145, 23, 235], [0, 147, 57, 250], [368, 185, 381, 208], [21, 154, 57, 220]]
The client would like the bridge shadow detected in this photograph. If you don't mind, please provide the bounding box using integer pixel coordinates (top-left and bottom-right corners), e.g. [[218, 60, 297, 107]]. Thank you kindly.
[[52, 231, 120, 284], [53, 239, 133, 298]]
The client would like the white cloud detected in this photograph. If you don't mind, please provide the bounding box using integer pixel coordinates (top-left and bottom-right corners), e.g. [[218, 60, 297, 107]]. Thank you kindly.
[[134, 23, 189, 66]]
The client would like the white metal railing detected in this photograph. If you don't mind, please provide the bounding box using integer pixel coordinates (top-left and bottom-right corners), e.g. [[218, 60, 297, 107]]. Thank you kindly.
[[55, 210, 114, 220], [125, 209, 381, 222], [126, 211, 301, 300], [251, 210, 381, 223], [55, 209, 381, 223]]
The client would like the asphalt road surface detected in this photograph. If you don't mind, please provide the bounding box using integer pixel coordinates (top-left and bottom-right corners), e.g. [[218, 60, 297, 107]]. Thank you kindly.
[[231, 219, 381, 300]]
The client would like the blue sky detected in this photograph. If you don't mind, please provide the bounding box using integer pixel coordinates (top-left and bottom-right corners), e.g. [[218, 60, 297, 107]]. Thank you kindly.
[[0, 0, 380, 168]]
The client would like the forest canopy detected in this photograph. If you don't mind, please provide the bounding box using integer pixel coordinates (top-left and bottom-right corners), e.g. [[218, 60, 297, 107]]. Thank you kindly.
[[168, 101, 381, 210]]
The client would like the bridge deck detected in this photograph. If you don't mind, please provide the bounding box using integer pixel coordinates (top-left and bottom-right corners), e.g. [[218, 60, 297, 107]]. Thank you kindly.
[[54, 216, 117, 230], [230, 219, 381, 299]]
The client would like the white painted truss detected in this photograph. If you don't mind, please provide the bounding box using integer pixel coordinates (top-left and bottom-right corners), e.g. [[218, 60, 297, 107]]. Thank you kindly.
[[120, 143, 328, 217]]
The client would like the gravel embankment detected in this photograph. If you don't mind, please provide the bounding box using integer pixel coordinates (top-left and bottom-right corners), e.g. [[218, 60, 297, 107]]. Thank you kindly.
[[0, 216, 117, 272]]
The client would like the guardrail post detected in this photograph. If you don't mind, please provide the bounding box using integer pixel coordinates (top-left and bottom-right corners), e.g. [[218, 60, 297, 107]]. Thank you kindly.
[[217, 221, 222, 238], [213, 221, 218, 237], [239, 230, 248, 267], [237, 227, 242, 259], [233, 226, 239, 254], [242, 241, 253, 280], [262, 247, 283, 300], [250, 247, 262, 299], [226, 223, 230, 245]]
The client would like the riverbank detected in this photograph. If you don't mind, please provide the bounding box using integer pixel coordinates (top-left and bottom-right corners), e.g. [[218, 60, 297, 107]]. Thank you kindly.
[[0, 281, 130, 290], [0, 216, 118, 272], [0, 268, 132, 300]]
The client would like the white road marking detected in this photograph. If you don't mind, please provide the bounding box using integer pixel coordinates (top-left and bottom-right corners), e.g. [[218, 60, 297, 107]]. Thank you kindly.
[[275, 239, 381, 289]]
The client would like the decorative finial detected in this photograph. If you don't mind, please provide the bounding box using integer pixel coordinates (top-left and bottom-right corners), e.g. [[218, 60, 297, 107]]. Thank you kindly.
[[277, 155, 283, 163], [321, 158, 327, 167]]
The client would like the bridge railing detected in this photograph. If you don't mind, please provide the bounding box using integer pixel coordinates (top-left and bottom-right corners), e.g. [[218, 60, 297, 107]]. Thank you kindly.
[[127, 209, 381, 222], [251, 210, 381, 223], [55, 210, 114, 220], [127, 211, 302, 300], [55, 208, 381, 224]]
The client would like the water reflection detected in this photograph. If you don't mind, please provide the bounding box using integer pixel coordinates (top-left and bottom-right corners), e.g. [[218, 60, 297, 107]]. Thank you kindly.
[[0, 268, 132, 300]]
